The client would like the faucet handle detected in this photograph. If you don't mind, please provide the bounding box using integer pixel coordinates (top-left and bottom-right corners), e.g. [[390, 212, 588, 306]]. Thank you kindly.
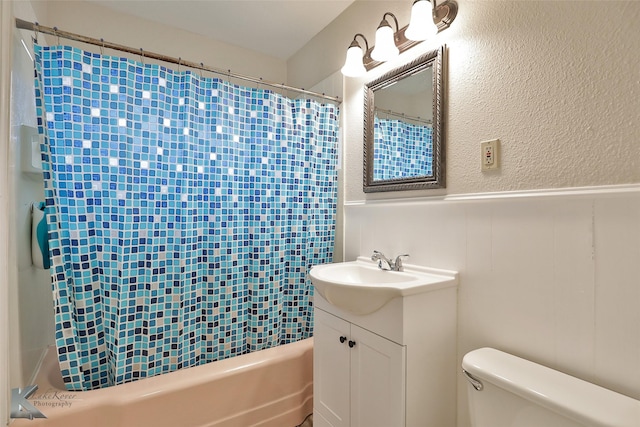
[[371, 250, 392, 270], [393, 254, 410, 270]]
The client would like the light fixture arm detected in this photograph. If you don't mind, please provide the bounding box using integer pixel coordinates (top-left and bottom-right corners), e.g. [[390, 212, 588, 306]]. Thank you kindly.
[[381, 12, 400, 33], [351, 33, 369, 52]]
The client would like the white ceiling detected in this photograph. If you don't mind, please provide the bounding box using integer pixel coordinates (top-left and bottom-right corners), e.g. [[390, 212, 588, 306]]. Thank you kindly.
[[87, 0, 356, 60]]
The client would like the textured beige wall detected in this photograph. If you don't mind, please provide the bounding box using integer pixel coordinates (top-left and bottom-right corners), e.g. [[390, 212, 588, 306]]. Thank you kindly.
[[294, 0, 640, 200]]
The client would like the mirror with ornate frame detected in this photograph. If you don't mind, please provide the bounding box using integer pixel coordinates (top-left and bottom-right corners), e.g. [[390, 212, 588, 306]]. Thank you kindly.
[[363, 45, 445, 192]]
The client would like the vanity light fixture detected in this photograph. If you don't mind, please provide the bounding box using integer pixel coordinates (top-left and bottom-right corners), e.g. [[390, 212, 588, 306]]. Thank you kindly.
[[371, 13, 400, 62], [341, 0, 457, 76], [340, 33, 369, 77]]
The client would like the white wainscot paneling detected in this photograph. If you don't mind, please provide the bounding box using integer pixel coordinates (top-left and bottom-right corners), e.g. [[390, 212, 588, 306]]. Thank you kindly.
[[593, 194, 640, 399], [345, 201, 466, 271], [551, 198, 596, 379], [475, 198, 557, 357], [343, 205, 374, 261], [345, 187, 640, 427]]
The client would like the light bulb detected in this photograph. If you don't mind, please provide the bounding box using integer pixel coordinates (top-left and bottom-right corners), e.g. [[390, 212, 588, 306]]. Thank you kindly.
[[371, 24, 399, 62], [405, 0, 438, 41], [341, 44, 366, 77]]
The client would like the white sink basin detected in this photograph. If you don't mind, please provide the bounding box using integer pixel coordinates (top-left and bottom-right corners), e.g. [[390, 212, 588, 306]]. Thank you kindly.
[[309, 257, 458, 315]]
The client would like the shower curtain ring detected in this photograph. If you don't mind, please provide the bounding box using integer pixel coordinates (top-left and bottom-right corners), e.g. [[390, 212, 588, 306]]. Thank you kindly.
[[178, 57, 182, 72], [140, 48, 145, 65], [200, 63, 204, 79], [53, 26, 59, 46], [100, 38, 105, 55], [33, 22, 39, 44]]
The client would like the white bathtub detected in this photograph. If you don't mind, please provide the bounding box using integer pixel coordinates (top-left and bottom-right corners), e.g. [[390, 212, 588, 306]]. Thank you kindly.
[[14, 338, 313, 427]]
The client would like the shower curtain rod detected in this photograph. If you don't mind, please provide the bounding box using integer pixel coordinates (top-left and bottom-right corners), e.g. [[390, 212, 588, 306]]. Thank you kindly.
[[15, 18, 341, 104], [374, 107, 432, 125]]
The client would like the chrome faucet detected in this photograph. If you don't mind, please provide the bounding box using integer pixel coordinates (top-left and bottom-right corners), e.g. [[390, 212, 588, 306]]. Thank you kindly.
[[371, 250, 409, 271]]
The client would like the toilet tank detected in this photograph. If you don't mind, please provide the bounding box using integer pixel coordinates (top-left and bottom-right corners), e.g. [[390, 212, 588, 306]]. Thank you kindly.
[[462, 348, 640, 427]]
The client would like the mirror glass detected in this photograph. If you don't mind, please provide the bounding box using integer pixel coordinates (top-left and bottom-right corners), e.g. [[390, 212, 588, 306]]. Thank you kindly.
[[364, 46, 445, 192]]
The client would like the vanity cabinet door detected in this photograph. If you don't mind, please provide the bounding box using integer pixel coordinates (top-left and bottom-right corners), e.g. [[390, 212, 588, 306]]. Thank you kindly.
[[350, 324, 406, 427], [314, 308, 406, 427], [314, 308, 351, 427]]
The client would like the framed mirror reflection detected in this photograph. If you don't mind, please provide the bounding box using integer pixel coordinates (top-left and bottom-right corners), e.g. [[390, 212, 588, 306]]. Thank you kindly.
[[363, 45, 445, 192]]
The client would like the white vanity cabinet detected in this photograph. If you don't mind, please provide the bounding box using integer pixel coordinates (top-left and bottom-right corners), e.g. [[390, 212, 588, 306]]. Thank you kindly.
[[314, 308, 405, 427], [312, 263, 458, 427]]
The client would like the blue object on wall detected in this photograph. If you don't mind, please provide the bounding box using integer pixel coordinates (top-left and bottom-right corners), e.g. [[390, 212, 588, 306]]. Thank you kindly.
[[34, 202, 50, 269], [34, 44, 340, 391]]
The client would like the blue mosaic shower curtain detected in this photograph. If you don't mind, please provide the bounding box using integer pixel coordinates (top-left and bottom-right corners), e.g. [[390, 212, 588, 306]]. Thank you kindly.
[[373, 117, 432, 181], [33, 44, 339, 391]]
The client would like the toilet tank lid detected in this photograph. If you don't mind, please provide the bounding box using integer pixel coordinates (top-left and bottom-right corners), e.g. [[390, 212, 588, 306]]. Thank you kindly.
[[462, 348, 640, 427]]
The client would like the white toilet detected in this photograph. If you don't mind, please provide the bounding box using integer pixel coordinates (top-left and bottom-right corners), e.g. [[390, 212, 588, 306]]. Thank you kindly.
[[462, 348, 640, 427]]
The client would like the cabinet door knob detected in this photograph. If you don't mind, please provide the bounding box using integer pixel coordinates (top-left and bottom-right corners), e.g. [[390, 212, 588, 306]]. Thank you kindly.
[[348, 340, 356, 348], [339, 336, 347, 343]]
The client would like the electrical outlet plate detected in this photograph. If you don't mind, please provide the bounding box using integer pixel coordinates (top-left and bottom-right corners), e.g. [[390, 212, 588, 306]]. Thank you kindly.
[[481, 139, 500, 171]]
